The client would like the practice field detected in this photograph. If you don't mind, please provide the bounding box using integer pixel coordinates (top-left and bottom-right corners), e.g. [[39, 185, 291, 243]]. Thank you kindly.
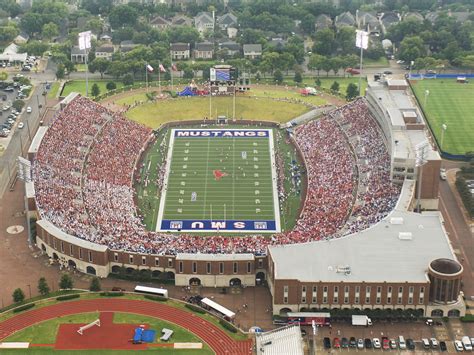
[[156, 129, 280, 233], [410, 79, 474, 155]]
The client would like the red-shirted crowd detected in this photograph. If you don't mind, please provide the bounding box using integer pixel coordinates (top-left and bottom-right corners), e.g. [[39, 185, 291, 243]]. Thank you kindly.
[[33, 96, 400, 255]]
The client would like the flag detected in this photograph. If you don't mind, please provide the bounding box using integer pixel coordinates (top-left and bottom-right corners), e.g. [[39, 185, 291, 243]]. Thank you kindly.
[[355, 30, 369, 50], [159, 64, 166, 72], [171, 63, 178, 71], [78, 31, 91, 50], [146, 64, 154, 72]]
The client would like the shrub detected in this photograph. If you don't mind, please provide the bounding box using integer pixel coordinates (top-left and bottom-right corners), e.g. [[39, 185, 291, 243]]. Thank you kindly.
[[219, 319, 238, 333], [461, 314, 474, 322], [144, 295, 167, 302], [100, 292, 124, 297], [185, 304, 206, 314], [56, 294, 80, 301], [13, 303, 35, 313]]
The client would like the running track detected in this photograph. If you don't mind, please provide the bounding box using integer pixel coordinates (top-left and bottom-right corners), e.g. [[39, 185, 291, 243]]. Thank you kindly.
[[0, 299, 253, 354]]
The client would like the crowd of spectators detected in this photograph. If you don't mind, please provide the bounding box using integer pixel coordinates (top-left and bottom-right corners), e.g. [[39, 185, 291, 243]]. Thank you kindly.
[[33, 96, 401, 256]]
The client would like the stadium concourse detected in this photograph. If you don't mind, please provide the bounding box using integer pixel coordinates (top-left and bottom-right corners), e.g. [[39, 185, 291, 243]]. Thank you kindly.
[[30, 94, 400, 257]]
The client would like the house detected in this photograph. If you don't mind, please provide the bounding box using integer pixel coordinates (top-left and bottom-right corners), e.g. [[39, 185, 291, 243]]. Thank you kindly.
[[403, 12, 424, 22], [315, 14, 333, 31], [172, 15, 193, 27], [219, 41, 240, 57], [100, 34, 112, 43], [335, 11, 356, 29], [150, 16, 171, 30], [120, 40, 138, 53], [194, 12, 214, 34], [380, 12, 400, 33], [424, 11, 439, 24], [71, 46, 86, 64], [194, 42, 214, 59], [448, 11, 471, 23], [357, 11, 380, 34], [95, 45, 114, 60], [14, 33, 29, 45], [268, 38, 287, 50], [243, 44, 262, 60], [217, 13, 237, 30], [227, 27, 238, 39], [170, 43, 191, 60]]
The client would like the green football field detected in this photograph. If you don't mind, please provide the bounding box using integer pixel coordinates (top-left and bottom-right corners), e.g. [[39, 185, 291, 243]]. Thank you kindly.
[[156, 129, 280, 233], [410, 79, 474, 155]]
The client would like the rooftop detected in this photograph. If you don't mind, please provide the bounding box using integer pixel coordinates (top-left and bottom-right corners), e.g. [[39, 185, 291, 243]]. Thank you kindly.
[[269, 210, 456, 283]]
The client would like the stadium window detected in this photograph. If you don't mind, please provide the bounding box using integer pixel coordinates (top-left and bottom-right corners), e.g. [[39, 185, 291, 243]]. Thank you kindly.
[[301, 296, 306, 303], [114, 253, 118, 262], [192, 262, 197, 273], [168, 259, 173, 267], [409, 286, 414, 294], [387, 297, 391, 304], [397, 297, 402, 304], [142, 256, 146, 265], [323, 286, 328, 293], [233, 262, 237, 274], [365, 296, 371, 304], [53, 238, 57, 249], [129, 255, 133, 264], [388, 286, 392, 293], [70, 245, 73, 256], [60, 241, 64, 253], [258, 259, 263, 269], [284, 285, 289, 293], [398, 286, 403, 294], [354, 297, 359, 304], [179, 261, 183, 273], [79, 248, 83, 260], [344, 286, 349, 293], [377, 286, 382, 293], [207, 262, 211, 274], [284, 297, 288, 304], [344, 296, 349, 304], [408, 297, 413, 304], [366, 286, 371, 296], [376, 297, 381, 304], [88, 251, 93, 263], [247, 262, 251, 273], [302, 286, 306, 293], [155, 258, 159, 266], [219, 262, 224, 274], [333, 296, 338, 303], [334, 286, 338, 293], [323, 296, 327, 304], [420, 286, 425, 294], [355, 286, 360, 294], [419, 296, 424, 304]]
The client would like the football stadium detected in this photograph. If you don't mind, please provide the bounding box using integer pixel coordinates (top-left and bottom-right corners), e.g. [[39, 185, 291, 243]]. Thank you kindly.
[[19, 67, 465, 350]]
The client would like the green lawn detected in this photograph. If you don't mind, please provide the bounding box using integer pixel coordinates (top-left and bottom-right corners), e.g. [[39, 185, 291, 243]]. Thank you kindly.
[[410, 79, 474, 155], [157, 130, 278, 233], [363, 57, 389, 68], [61, 80, 125, 97], [126, 96, 310, 128], [303, 76, 367, 94], [3, 313, 99, 343], [47, 82, 60, 99]]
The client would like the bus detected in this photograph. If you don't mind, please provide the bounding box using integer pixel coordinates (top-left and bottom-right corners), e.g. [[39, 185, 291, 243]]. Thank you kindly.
[[200, 297, 235, 321], [134, 285, 168, 298], [286, 312, 331, 326]]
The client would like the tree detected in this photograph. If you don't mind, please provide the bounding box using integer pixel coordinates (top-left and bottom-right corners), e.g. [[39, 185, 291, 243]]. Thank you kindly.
[[183, 68, 194, 79], [12, 288, 25, 303], [315, 78, 321, 87], [273, 70, 283, 83], [91, 83, 100, 97], [37, 277, 50, 296], [399, 36, 426, 62], [41, 22, 58, 41], [106, 82, 116, 91], [89, 58, 110, 79], [346, 83, 359, 101], [308, 54, 326, 76], [313, 28, 336, 56], [0, 71, 7, 82], [330, 81, 340, 94], [12, 99, 25, 112], [56, 64, 65, 79], [294, 71, 302, 83], [109, 5, 138, 29], [330, 56, 344, 76], [320, 57, 333, 77], [59, 274, 74, 290], [122, 73, 134, 86], [89, 277, 101, 292]]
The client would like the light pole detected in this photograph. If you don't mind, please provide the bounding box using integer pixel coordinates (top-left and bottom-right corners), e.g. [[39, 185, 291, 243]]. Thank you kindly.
[[415, 141, 429, 213], [27, 284, 31, 299], [424, 89, 430, 107], [440, 123, 447, 151]]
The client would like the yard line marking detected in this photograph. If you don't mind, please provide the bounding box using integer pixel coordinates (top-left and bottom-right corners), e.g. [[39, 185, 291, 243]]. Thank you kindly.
[[155, 129, 175, 232], [201, 136, 212, 219], [232, 137, 236, 220]]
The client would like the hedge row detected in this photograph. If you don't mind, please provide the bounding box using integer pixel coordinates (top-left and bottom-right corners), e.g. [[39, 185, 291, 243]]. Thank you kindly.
[[185, 304, 206, 314], [13, 303, 35, 313], [461, 314, 474, 322], [56, 294, 80, 301], [144, 295, 167, 302], [219, 319, 238, 333], [100, 292, 124, 297]]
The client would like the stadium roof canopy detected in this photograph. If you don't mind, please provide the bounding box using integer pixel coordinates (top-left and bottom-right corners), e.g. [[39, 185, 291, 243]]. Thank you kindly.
[[269, 209, 456, 283], [256, 325, 304, 355], [176, 253, 254, 261], [28, 126, 48, 155]]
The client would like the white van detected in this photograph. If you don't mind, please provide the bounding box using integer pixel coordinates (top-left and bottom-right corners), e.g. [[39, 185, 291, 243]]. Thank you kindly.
[[422, 338, 430, 349], [398, 335, 406, 350], [462, 336, 473, 351]]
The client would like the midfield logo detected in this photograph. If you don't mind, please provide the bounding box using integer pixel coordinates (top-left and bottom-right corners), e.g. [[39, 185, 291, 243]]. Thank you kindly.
[[213, 169, 228, 181]]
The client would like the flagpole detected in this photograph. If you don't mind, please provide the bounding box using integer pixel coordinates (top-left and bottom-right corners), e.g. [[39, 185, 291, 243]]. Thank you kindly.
[[158, 63, 161, 95], [359, 44, 363, 96], [145, 63, 149, 92], [171, 61, 174, 92]]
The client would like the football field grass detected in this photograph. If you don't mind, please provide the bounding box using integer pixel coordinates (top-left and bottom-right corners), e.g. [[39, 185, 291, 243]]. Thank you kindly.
[[410, 79, 474, 155], [156, 129, 280, 233]]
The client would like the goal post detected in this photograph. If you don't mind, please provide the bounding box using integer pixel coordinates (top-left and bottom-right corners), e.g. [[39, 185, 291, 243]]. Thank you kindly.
[[77, 319, 101, 335]]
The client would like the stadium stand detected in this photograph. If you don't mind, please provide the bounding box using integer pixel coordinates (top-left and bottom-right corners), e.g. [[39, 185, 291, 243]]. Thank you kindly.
[[255, 325, 304, 355]]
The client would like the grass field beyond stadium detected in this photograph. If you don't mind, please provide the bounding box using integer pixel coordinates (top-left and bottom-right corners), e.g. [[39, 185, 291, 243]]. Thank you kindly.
[[156, 128, 280, 233], [410, 79, 474, 155]]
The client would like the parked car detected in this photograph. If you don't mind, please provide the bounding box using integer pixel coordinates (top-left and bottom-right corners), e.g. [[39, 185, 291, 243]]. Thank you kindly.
[[373, 338, 381, 349], [3, 86, 14, 92], [341, 337, 349, 348], [346, 67, 360, 75], [440, 168, 447, 180], [18, 122, 24, 129], [357, 338, 364, 349], [431, 338, 439, 348], [440, 341, 447, 351], [454, 340, 464, 351], [407, 338, 416, 350], [323, 337, 331, 349], [365, 338, 372, 348], [349, 337, 357, 348], [389, 339, 397, 349], [26, 106, 32, 113], [382, 337, 390, 350], [383, 70, 393, 75], [333, 338, 341, 348]]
